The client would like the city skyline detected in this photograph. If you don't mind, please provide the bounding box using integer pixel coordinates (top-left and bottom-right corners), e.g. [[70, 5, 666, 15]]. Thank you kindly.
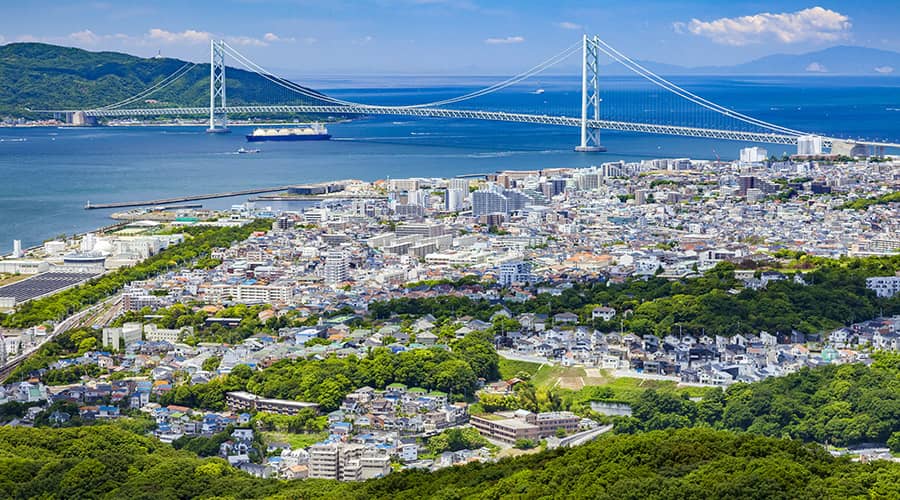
[[1, 1, 898, 74]]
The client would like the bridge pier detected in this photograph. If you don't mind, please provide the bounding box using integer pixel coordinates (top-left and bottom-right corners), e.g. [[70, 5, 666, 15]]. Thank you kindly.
[[575, 35, 605, 152], [206, 40, 230, 134]]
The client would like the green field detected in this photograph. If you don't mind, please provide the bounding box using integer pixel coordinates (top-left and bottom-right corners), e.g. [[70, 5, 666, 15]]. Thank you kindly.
[[261, 431, 327, 450], [498, 356, 710, 403]]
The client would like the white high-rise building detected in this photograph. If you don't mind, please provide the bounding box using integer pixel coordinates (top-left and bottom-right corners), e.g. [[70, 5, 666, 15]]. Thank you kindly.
[[739, 147, 768, 163], [324, 250, 350, 284], [472, 189, 508, 217], [445, 189, 466, 211], [448, 178, 470, 191], [12, 240, 22, 258], [797, 135, 823, 156]]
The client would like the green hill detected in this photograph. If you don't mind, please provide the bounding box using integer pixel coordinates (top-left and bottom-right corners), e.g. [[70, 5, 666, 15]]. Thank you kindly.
[[1, 425, 898, 499], [0, 42, 325, 117]]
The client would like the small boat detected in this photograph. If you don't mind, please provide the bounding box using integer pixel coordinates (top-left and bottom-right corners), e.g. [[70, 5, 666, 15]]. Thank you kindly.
[[236, 147, 260, 154], [532, 88, 545, 95]]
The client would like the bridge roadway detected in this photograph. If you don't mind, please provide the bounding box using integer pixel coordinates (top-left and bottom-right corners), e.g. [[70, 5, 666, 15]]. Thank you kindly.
[[76, 105, 841, 147]]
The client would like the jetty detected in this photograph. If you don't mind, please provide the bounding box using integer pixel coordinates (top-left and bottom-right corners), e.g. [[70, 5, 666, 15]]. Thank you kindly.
[[84, 185, 296, 210]]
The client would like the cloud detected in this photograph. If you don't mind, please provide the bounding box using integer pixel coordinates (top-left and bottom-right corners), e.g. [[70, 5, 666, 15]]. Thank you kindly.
[[263, 32, 296, 43], [805, 62, 827, 72], [674, 6, 851, 46], [485, 36, 524, 45], [556, 21, 581, 30], [68, 30, 101, 45], [226, 35, 268, 47], [874, 65, 894, 74], [147, 28, 212, 44]]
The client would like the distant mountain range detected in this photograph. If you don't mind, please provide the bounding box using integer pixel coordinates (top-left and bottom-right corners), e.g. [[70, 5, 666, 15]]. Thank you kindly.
[[609, 46, 900, 76], [0, 43, 897, 117]]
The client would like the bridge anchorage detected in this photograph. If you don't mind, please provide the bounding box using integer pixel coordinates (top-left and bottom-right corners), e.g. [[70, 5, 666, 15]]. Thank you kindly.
[[40, 36, 900, 153]]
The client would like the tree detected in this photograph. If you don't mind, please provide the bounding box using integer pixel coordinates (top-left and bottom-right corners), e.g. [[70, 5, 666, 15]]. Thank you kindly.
[[889, 431, 900, 454], [202, 356, 221, 372]]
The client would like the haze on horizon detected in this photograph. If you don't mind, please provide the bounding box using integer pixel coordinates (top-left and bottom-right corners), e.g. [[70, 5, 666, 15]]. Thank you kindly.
[[1, 0, 898, 75]]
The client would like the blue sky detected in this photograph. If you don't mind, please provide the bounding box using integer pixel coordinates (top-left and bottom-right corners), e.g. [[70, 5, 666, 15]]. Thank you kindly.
[[1, 0, 898, 75]]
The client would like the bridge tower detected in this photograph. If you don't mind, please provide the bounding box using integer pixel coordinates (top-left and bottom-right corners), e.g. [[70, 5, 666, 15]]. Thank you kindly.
[[575, 35, 605, 152], [207, 40, 229, 133]]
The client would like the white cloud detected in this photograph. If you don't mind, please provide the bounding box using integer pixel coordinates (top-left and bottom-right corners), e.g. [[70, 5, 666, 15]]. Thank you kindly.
[[556, 21, 581, 30], [674, 6, 851, 46], [226, 35, 268, 47], [805, 62, 827, 72], [68, 30, 101, 45], [147, 28, 212, 44], [874, 65, 894, 74], [485, 36, 524, 45], [263, 32, 296, 43]]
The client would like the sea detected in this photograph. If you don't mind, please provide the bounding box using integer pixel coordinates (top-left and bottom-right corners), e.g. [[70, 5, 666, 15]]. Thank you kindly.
[[1, 75, 898, 254]]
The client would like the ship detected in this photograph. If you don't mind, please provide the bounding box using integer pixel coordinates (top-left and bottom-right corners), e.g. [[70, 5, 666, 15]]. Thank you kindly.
[[246, 123, 331, 142], [236, 147, 260, 154]]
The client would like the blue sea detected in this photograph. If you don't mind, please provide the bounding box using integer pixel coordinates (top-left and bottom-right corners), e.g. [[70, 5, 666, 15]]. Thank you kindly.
[[0, 75, 898, 254]]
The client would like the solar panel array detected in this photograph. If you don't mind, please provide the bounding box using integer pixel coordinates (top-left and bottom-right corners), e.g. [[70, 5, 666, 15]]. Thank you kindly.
[[0, 272, 98, 303]]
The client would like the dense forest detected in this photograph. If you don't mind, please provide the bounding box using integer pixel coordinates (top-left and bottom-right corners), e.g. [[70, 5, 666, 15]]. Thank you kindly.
[[615, 353, 900, 448], [0, 43, 331, 117], [1, 425, 898, 499], [371, 255, 900, 336]]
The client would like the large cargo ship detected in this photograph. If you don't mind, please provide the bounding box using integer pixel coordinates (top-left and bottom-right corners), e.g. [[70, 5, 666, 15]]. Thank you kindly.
[[246, 123, 331, 142]]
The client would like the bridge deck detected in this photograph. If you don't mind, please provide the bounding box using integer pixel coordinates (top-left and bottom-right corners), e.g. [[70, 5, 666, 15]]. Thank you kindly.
[[40, 105, 900, 148]]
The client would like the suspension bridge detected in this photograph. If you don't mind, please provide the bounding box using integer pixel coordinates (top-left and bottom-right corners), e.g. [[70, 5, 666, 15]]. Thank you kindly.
[[43, 36, 900, 153]]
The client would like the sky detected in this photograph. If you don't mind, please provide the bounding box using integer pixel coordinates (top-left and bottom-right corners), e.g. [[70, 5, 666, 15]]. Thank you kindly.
[[1, 0, 898, 75]]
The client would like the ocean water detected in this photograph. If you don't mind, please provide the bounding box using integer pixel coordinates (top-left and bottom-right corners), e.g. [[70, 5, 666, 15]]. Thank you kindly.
[[0, 76, 898, 253]]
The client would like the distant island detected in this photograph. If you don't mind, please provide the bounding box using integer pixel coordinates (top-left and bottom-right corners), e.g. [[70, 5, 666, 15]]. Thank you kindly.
[[0, 42, 327, 118]]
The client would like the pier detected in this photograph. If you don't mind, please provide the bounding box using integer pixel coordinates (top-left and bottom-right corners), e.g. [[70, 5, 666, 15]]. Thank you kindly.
[[84, 185, 298, 210]]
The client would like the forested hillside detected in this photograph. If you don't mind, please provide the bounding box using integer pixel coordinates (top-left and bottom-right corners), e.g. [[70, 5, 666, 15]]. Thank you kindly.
[[1, 425, 898, 499], [0, 43, 324, 117]]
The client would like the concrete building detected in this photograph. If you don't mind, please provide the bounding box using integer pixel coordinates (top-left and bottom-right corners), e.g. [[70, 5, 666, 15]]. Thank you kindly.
[[324, 250, 350, 284], [866, 276, 900, 298], [445, 188, 466, 211], [797, 135, 824, 156], [740, 147, 768, 163], [208, 284, 293, 304], [225, 391, 319, 416], [0, 260, 49, 275], [102, 322, 143, 350], [471, 410, 580, 443], [143, 324, 190, 343], [470, 412, 540, 444], [307, 442, 387, 481], [498, 261, 536, 286], [472, 189, 508, 217]]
